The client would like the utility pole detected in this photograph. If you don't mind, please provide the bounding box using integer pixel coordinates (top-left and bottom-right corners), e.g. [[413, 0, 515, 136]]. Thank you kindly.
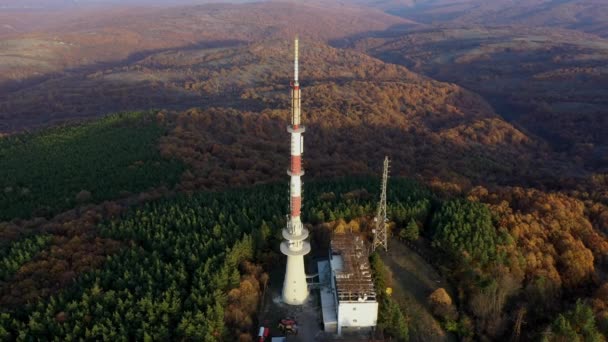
[[372, 156, 390, 252]]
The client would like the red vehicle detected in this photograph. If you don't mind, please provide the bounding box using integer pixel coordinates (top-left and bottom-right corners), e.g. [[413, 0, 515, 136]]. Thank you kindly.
[[278, 318, 298, 335], [257, 326, 270, 342]]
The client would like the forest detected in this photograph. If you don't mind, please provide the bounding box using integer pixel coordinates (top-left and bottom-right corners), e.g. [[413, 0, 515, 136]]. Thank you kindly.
[[0, 173, 429, 340], [0, 106, 606, 340], [0, 111, 183, 221], [350, 26, 608, 171]]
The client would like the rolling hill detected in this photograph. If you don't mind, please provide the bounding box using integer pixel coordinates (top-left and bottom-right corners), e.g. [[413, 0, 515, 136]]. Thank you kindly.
[[0, 0, 593, 186], [2, 35, 559, 187], [349, 25, 608, 171], [0, 1, 411, 87], [366, 0, 608, 38]]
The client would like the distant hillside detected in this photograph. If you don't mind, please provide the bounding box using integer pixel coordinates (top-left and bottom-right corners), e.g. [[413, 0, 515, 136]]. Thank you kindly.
[[0, 0, 585, 188], [370, 0, 608, 38], [349, 26, 608, 171], [123, 39, 571, 187], [0, 0, 259, 10], [0, 1, 410, 86], [0, 33, 564, 186], [337, 0, 417, 11]]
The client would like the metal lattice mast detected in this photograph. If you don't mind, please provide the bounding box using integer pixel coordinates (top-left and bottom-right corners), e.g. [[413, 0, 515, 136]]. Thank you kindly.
[[372, 156, 390, 252]]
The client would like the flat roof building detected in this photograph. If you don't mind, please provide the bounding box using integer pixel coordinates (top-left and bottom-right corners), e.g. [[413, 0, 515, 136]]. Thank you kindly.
[[318, 233, 378, 336]]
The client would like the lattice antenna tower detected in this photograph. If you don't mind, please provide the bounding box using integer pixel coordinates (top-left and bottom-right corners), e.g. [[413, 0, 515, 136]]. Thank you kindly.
[[372, 156, 390, 252]]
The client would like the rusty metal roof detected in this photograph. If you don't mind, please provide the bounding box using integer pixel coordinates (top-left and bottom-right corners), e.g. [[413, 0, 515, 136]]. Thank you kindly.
[[330, 233, 377, 302]]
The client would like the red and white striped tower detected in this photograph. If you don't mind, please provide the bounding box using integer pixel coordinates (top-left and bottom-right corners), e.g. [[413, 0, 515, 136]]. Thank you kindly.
[[281, 36, 311, 305]]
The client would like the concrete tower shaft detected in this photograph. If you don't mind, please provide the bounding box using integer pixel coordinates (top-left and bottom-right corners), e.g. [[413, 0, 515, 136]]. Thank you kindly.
[[281, 36, 310, 305]]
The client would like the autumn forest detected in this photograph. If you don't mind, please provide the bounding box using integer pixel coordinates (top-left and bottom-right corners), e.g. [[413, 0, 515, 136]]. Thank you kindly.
[[1, 0, 608, 341]]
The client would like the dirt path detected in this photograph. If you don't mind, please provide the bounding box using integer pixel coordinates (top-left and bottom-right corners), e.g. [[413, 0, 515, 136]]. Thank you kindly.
[[379, 238, 457, 342]]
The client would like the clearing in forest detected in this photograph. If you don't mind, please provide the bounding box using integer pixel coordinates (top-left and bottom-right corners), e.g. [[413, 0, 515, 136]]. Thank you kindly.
[[380, 238, 457, 342]]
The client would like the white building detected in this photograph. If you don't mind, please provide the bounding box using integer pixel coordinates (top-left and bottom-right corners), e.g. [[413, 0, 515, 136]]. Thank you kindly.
[[318, 234, 378, 336]]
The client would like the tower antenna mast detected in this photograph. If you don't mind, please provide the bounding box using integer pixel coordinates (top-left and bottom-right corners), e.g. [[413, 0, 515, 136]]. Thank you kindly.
[[372, 156, 390, 252]]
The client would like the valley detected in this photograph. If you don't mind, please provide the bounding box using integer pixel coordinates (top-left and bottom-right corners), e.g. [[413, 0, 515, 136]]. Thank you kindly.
[[348, 25, 608, 170]]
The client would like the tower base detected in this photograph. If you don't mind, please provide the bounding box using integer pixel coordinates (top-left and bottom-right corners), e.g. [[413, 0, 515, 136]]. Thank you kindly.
[[281, 244, 310, 305]]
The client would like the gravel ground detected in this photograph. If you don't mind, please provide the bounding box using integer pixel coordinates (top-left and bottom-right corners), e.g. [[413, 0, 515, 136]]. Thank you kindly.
[[258, 284, 324, 341]]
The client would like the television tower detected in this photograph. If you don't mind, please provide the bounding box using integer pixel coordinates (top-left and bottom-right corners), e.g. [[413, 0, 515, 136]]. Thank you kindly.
[[281, 37, 311, 305]]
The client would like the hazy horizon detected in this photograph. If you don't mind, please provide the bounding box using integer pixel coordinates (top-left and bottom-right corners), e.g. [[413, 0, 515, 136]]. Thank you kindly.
[[0, 0, 264, 10]]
